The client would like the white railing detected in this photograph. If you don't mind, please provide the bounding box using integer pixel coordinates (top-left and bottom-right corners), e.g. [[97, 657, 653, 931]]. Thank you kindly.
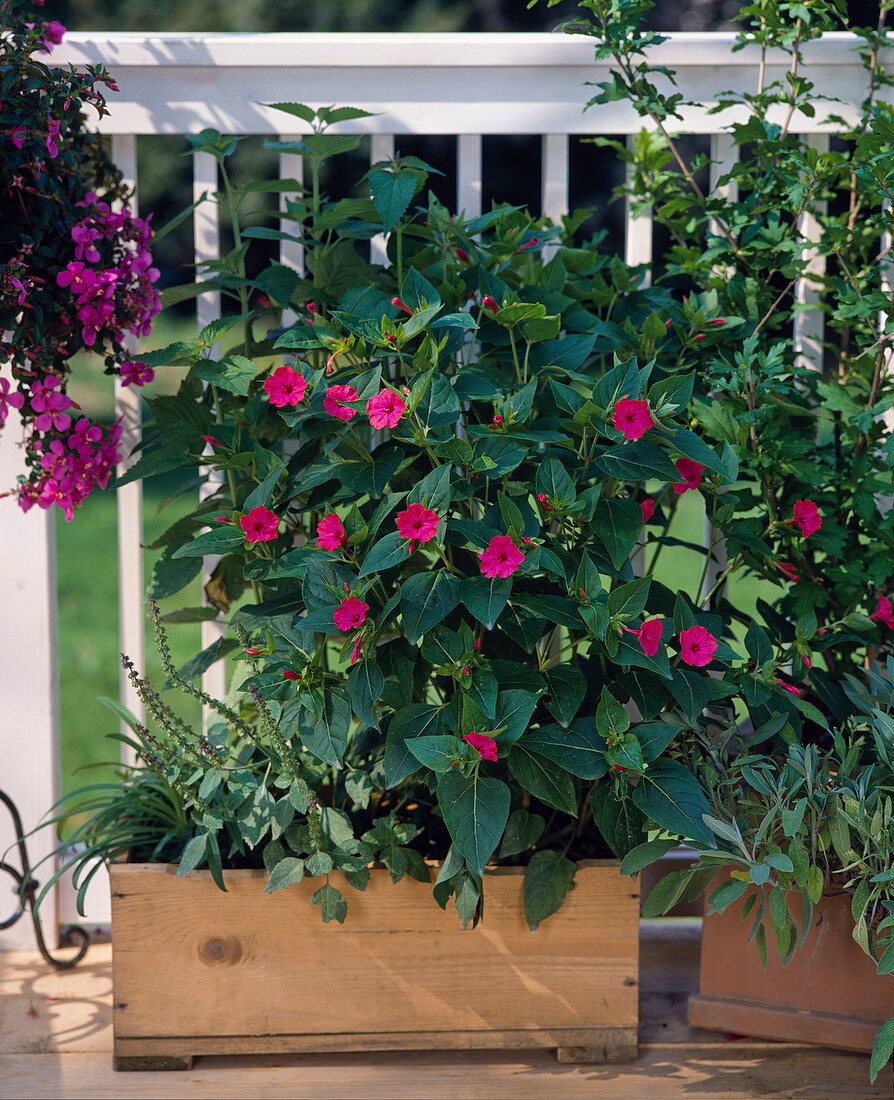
[[0, 31, 885, 947]]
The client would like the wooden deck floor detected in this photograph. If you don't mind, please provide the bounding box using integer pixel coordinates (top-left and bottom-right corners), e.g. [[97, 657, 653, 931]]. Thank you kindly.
[[0, 920, 885, 1099]]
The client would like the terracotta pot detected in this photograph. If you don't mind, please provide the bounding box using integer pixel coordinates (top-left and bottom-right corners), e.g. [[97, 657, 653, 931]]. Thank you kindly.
[[110, 859, 639, 1070], [688, 882, 892, 1052]]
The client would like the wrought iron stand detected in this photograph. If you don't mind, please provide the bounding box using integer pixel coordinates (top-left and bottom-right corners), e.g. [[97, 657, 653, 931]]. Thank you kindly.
[[0, 788, 89, 967]]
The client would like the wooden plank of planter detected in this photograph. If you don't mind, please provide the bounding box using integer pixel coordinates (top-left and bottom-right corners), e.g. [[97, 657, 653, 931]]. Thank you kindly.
[[689, 885, 892, 1053], [110, 860, 639, 1069]]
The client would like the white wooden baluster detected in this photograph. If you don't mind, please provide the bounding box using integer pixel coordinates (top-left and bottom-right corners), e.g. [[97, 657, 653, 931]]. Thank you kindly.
[[626, 136, 653, 577], [702, 133, 740, 603], [457, 134, 482, 219], [112, 134, 145, 763], [193, 151, 228, 709], [370, 135, 395, 267], [541, 134, 569, 259], [624, 134, 653, 285], [278, 137, 305, 323], [0, 369, 60, 949], [793, 134, 829, 373]]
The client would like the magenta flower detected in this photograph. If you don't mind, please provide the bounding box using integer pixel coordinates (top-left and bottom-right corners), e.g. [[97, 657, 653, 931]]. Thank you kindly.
[[350, 635, 364, 664], [464, 731, 498, 761], [239, 506, 279, 543], [482, 295, 499, 314], [396, 503, 440, 545], [119, 360, 154, 387], [679, 625, 718, 667], [478, 534, 525, 579], [264, 365, 307, 408], [0, 378, 25, 428], [869, 595, 894, 629], [324, 384, 359, 421], [673, 457, 705, 494], [10, 127, 26, 150], [366, 388, 406, 430], [641, 498, 655, 524], [333, 595, 369, 632], [775, 560, 800, 583], [637, 618, 663, 657], [612, 397, 654, 440], [790, 499, 822, 537], [46, 119, 61, 158], [316, 512, 346, 552], [774, 679, 801, 696]]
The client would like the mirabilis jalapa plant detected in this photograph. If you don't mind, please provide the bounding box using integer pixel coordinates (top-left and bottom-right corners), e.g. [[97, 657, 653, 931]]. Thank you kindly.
[[101, 84, 888, 939]]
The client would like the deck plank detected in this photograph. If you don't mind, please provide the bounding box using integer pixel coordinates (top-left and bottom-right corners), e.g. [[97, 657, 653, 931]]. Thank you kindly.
[[0, 923, 884, 1099]]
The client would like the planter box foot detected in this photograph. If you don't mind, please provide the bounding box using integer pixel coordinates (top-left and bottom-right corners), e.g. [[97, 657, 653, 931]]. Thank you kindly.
[[556, 1039, 638, 1063], [114, 1054, 194, 1072]]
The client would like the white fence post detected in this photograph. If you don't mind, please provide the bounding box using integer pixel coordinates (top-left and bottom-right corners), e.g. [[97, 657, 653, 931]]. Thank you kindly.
[[0, 380, 60, 950]]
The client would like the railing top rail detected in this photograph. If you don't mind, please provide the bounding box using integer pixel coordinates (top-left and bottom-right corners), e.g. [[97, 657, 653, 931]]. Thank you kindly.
[[56, 30, 880, 67]]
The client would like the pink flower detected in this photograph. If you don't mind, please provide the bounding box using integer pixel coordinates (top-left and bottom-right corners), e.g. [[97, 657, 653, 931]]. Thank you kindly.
[[10, 127, 26, 150], [637, 618, 663, 657], [790, 499, 822, 537], [464, 732, 498, 761], [265, 365, 307, 407], [283, 670, 301, 681], [612, 397, 654, 440], [774, 679, 801, 696], [239, 506, 279, 543], [391, 296, 413, 315], [350, 636, 364, 664], [673, 457, 705, 494], [334, 595, 369, 632], [396, 503, 440, 544], [869, 595, 894, 629], [244, 647, 262, 656], [641, 498, 655, 524], [316, 512, 346, 552], [46, 119, 61, 158], [324, 384, 359, 421], [119, 360, 154, 387], [366, 388, 406, 430], [679, 625, 718, 667], [478, 534, 525, 579], [0, 378, 25, 428], [775, 560, 800, 583], [482, 296, 499, 314]]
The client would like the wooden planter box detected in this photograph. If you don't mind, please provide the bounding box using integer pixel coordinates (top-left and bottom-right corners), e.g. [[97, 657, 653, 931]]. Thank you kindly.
[[688, 886, 892, 1052], [110, 859, 639, 1070]]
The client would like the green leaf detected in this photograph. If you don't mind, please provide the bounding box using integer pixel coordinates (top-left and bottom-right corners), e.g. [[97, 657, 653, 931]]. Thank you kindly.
[[592, 499, 642, 570], [608, 577, 652, 620], [461, 575, 512, 630], [493, 689, 542, 743], [310, 883, 348, 924], [522, 720, 608, 780], [536, 454, 576, 504], [177, 834, 207, 876], [588, 784, 648, 859], [172, 526, 245, 558], [596, 686, 631, 741], [498, 809, 546, 858], [706, 879, 748, 915], [618, 838, 679, 876], [303, 690, 351, 766], [632, 758, 714, 846], [264, 857, 305, 893], [243, 464, 285, 513], [148, 546, 202, 601], [401, 571, 460, 645], [667, 668, 709, 725], [507, 743, 577, 815], [384, 704, 445, 786], [194, 353, 258, 396], [543, 665, 586, 727], [346, 661, 384, 729], [406, 734, 457, 773], [170, 637, 239, 686], [359, 531, 410, 577], [870, 1018, 894, 1083], [369, 167, 417, 232], [524, 849, 576, 930], [642, 867, 697, 918], [408, 463, 452, 512], [437, 771, 511, 876]]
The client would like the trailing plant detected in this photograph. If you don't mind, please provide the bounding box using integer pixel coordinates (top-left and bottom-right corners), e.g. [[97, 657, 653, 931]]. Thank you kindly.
[[0, 0, 160, 519]]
